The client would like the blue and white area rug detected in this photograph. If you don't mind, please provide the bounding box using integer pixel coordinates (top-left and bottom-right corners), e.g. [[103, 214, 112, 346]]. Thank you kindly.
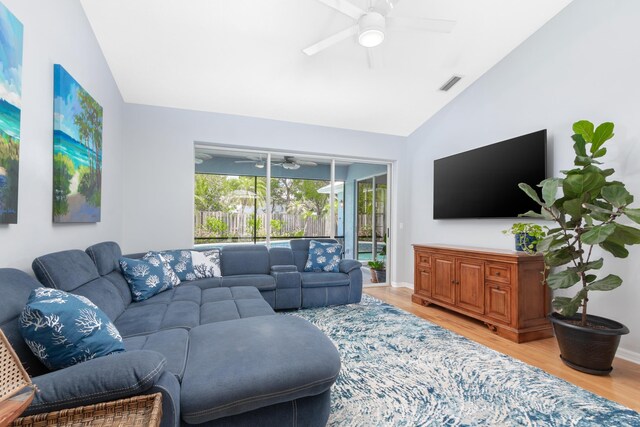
[[290, 295, 640, 427]]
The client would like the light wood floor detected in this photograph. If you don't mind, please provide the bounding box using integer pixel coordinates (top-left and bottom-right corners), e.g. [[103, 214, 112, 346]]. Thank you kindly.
[[364, 286, 640, 412]]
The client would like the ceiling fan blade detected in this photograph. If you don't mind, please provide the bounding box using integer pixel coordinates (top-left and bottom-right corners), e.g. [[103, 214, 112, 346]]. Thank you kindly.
[[303, 25, 358, 56], [314, 0, 364, 20], [387, 16, 456, 33], [234, 160, 257, 164], [297, 160, 318, 166]]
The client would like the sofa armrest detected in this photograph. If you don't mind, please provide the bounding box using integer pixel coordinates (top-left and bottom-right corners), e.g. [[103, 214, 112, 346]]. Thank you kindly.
[[25, 350, 166, 416], [339, 259, 362, 274], [270, 265, 301, 290], [148, 370, 181, 427], [271, 265, 298, 273]]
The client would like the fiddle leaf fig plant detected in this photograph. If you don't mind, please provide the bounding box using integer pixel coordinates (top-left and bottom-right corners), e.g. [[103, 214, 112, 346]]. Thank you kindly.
[[519, 120, 640, 326]]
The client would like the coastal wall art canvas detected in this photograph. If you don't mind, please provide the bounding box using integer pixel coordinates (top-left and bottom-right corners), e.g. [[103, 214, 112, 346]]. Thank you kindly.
[[53, 64, 102, 223], [0, 2, 23, 224]]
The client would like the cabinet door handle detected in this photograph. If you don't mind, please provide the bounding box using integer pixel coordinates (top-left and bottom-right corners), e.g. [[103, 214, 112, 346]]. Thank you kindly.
[[451, 280, 455, 284], [496, 272, 501, 276]]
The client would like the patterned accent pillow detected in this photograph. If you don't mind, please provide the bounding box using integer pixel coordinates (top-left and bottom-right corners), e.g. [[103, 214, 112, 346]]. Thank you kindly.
[[190, 249, 221, 279], [154, 250, 194, 281], [143, 252, 182, 286], [304, 240, 343, 273], [119, 255, 176, 302], [19, 288, 125, 371]]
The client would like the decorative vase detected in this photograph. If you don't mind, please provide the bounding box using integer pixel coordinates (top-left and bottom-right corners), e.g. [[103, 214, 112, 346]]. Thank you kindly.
[[514, 233, 536, 252], [548, 312, 629, 375]]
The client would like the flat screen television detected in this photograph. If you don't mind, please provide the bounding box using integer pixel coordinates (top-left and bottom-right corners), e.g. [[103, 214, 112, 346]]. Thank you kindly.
[[433, 130, 547, 219]]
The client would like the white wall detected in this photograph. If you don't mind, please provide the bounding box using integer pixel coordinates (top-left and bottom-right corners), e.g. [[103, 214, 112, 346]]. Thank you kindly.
[[0, 0, 124, 271], [121, 104, 405, 277], [402, 0, 640, 357]]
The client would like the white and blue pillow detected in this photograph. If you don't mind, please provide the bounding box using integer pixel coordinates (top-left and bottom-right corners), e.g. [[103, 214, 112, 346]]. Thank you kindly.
[[304, 240, 342, 273], [191, 249, 221, 279], [149, 250, 194, 282], [120, 254, 179, 302], [19, 288, 125, 371]]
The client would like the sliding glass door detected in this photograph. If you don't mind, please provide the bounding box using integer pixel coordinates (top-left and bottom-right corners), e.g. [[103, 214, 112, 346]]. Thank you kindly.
[[356, 173, 388, 283]]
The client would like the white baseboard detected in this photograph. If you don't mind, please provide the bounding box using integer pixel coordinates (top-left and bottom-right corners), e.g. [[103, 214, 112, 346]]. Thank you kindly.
[[616, 347, 640, 365], [391, 281, 413, 289]]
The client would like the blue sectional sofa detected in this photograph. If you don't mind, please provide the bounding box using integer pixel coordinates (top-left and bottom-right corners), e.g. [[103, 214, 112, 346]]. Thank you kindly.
[[121, 238, 363, 309], [0, 239, 361, 426]]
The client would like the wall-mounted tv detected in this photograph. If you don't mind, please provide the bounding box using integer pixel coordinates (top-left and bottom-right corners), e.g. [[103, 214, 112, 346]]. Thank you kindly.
[[433, 130, 547, 219]]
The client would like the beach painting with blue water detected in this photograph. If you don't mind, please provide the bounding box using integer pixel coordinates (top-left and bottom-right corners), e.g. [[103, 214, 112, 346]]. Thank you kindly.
[[0, 2, 23, 224], [53, 64, 103, 222]]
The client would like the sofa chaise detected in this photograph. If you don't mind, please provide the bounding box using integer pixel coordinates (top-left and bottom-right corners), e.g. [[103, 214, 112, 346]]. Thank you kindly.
[[0, 241, 345, 426]]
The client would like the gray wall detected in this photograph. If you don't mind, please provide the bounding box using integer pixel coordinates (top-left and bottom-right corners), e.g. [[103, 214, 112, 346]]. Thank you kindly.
[[122, 104, 404, 264], [402, 0, 640, 358], [0, 0, 124, 271]]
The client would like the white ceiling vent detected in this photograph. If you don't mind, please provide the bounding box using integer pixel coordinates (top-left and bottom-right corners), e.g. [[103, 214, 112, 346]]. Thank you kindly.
[[439, 75, 462, 92]]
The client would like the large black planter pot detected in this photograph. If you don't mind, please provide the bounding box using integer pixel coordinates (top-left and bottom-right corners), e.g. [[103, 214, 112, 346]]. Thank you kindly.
[[549, 312, 630, 375]]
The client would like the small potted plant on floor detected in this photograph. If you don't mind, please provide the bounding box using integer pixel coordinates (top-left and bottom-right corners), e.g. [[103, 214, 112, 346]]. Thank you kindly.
[[519, 120, 640, 375], [368, 259, 386, 283], [502, 223, 547, 254]]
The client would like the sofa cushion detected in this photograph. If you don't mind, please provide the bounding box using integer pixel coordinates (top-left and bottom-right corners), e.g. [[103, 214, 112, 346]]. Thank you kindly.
[[221, 245, 269, 276], [123, 329, 189, 380], [304, 240, 342, 273], [200, 286, 265, 304], [221, 274, 276, 291], [300, 272, 351, 288], [269, 247, 295, 267], [33, 250, 126, 321], [185, 276, 223, 290], [114, 286, 272, 336], [132, 284, 202, 307], [32, 250, 100, 292], [19, 288, 125, 371], [85, 241, 122, 276], [114, 301, 201, 337], [180, 316, 340, 424], [119, 256, 176, 302], [191, 249, 221, 279], [200, 287, 274, 324]]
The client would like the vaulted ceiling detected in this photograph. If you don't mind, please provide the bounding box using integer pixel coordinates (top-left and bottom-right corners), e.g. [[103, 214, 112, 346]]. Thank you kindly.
[[81, 0, 572, 136]]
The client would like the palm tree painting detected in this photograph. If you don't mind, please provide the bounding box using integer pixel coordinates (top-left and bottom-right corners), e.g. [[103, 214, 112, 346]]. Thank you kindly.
[[53, 64, 103, 223], [0, 2, 23, 224]]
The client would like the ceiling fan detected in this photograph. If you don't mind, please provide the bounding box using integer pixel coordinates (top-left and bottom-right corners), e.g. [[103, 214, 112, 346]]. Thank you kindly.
[[303, 0, 456, 67], [234, 156, 318, 170]]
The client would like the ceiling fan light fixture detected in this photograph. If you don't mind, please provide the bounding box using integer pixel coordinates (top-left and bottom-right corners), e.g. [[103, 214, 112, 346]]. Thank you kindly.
[[358, 12, 385, 48]]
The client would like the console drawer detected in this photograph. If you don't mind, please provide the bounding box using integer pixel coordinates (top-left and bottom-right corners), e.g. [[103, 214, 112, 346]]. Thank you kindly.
[[485, 262, 511, 284], [416, 252, 431, 267]]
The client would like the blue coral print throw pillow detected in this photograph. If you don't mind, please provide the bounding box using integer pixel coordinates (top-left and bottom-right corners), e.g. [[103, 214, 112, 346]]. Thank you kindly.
[[19, 288, 125, 371], [119, 254, 177, 302], [153, 250, 194, 281], [304, 240, 342, 272]]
